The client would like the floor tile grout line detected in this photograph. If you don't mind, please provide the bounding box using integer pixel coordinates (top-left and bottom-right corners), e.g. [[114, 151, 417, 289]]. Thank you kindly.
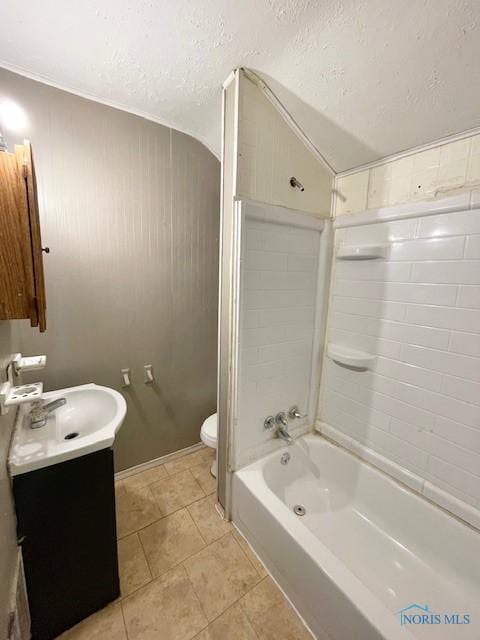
[[118, 447, 212, 485], [239, 576, 314, 639], [231, 527, 268, 578], [228, 529, 265, 583], [116, 484, 209, 540], [192, 598, 262, 640], [162, 450, 213, 477], [116, 576, 153, 604], [116, 531, 154, 601], [119, 598, 130, 640], [184, 505, 209, 547], [125, 487, 229, 576], [135, 528, 154, 582], [178, 563, 210, 634], [126, 508, 209, 585], [181, 531, 266, 627]]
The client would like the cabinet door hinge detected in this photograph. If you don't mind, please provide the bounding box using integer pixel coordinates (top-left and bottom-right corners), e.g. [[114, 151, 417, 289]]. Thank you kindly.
[[7, 611, 15, 640]]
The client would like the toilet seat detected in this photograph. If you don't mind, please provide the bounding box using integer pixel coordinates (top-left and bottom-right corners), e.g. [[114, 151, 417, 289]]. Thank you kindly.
[[200, 413, 217, 448]]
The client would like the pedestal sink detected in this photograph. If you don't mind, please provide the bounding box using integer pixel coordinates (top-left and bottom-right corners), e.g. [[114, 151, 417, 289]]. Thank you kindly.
[[9, 383, 127, 476], [9, 383, 127, 639]]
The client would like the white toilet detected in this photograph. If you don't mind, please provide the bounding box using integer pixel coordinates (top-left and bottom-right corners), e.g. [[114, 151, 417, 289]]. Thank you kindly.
[[200, 413, 217, 477]]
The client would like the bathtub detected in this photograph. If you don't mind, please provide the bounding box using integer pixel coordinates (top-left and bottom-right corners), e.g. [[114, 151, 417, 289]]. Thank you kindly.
[[232, 434, 480, 640]]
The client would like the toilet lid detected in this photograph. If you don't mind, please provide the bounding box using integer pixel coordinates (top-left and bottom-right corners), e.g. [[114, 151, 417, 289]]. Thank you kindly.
[[201, 413, 217, 447]]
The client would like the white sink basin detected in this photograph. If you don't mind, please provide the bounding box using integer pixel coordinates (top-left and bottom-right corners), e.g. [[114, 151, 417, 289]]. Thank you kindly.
[[9, 383, 127, 476]]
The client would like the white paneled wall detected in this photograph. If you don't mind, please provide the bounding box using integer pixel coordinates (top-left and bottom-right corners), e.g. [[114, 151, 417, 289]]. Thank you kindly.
[[320, 203, 480, 526], [237, 72, 332, 217], [234, 202, 325, 468]]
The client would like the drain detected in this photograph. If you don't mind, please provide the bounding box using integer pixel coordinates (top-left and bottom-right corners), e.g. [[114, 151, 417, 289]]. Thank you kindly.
[[293, 504, 306, 516], [64, 432, 79, 440]]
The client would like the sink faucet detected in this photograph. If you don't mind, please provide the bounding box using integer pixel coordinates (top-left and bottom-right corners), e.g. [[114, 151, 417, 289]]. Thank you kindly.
[[275, 412, 293, 444], [29, 397, 67, 429]]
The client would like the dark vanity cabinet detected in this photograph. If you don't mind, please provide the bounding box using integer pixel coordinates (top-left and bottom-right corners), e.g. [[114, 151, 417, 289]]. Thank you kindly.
[[12, 449, 120, 640]]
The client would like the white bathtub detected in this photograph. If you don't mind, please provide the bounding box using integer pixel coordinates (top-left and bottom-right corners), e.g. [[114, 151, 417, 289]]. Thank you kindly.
[[232, 434, 480, 640]]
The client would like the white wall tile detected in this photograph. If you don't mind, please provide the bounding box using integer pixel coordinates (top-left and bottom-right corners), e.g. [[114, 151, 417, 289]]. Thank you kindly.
[[331, 312, 450, 349], [390, 236, 465, 261], [343, 218, 418, 243], [456, 285, 480, 309], [334, 134, 480, 220], [245, 250, 287, 271], [449, 331, 480, 357], [321, 205, 480, 522], [335, 280, 458, 305], [440, 374, 480, 407], [329, 328, 402, 359], [427, 456, 480, 501], [433, 415, 480, 451], [335, 261, 411, 282], [401, 343, 480, 383], [405, 304, 480, 333], [411, 261, 480, 285], [332, 296, 406, 321], [466, 146, 480, 185], [416, 209, 480, 238], [374, 357, 443, 392], [236, 213, 321, 467], [335, 171, 369, 216], [429, 434, 480, 477], [464, 234, 480, 259]]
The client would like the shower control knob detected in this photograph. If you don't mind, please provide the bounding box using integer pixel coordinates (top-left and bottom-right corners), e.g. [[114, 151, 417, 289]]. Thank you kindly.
[[288, 406, 307, 420], [264, 416, 276, 431]]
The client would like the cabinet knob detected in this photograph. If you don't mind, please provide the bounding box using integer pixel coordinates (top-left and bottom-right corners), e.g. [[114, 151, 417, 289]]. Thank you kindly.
[[42, 247, 50, 253]]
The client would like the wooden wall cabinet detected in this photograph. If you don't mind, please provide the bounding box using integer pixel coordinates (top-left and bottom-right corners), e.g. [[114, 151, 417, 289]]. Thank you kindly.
[[0, 142, 46, 331]]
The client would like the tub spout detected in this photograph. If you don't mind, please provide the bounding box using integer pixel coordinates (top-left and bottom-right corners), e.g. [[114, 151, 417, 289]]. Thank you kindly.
[[277, 425, 293, 444], [275, 413, 293, 444]]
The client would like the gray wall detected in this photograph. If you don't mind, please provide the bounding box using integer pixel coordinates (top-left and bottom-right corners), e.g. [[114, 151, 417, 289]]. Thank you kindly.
[[1, 67, 220, 470], [0, 323, 19, 638]]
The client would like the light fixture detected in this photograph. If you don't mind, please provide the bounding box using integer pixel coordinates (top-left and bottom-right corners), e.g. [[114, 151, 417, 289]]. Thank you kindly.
[[0, 99, 29, 133]]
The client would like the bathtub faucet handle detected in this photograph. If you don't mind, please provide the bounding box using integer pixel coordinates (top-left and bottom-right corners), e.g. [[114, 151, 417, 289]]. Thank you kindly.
[[275, 412, 289, 428], [288, 405, 307, 420], [264, 416, 276, 431]]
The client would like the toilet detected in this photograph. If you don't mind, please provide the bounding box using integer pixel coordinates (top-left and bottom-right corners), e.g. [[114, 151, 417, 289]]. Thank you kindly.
[[200, 413, 217, 477]]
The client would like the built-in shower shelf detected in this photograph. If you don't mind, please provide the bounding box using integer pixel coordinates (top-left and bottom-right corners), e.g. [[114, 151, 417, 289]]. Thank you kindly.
[[327, 344, 375, 370], [336, 244, 389, 260]]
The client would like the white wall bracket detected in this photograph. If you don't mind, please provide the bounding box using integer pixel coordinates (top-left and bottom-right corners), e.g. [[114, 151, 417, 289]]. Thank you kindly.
[[121, 369, 131, 387], [144, 365, 154, 384], [13, 354, 47, 373]]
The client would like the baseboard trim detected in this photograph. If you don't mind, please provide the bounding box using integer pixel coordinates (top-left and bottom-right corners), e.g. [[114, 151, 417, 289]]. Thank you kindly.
[[115, 442, 205, 480]]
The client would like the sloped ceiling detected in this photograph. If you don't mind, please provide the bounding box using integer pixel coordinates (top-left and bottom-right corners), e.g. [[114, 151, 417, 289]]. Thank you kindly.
[[1, 0, 479, 171]]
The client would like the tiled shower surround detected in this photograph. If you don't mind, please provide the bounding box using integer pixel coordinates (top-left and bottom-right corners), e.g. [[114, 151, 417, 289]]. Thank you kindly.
[[320, 201, 480, 523], [234, 207, 323, 469]]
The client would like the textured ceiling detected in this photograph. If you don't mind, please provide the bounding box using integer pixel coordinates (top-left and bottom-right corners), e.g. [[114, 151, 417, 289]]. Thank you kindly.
[[1, 0, 479, 171]]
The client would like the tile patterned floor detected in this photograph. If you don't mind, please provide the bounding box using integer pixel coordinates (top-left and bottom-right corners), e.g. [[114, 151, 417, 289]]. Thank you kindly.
[[57, 447, 311, 640]]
